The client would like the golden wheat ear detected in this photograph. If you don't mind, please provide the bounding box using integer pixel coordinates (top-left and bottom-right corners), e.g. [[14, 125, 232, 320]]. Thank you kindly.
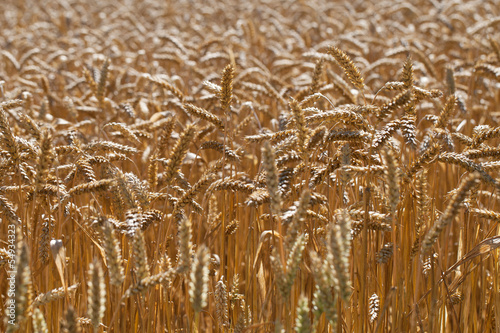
[[145, 74, 185, 102], [96, 58, 109, 108], [215, 276, 229, 328], [99, 218, 124, 286], [189, 245, 210, 313], [163, 124, 196, 185], [262, 141, 281, 216], [176, 216, 193, 274], [220, 64, 234, 111], [87, 259, 106, 332], [421, 172, 480, 257], [326, 46, 364, 91]]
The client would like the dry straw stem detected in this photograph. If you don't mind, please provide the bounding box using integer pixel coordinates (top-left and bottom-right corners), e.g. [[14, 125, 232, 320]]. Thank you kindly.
[[264, 81, 287, 105], [327, 46, 364, 91], [422, 172, 480, 256]]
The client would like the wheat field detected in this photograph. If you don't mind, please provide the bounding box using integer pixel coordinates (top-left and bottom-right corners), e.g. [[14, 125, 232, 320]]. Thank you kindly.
[[1, 0, 500, 332]]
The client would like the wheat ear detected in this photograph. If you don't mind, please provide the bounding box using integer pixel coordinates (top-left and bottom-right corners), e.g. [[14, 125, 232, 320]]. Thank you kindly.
[[5, 242, 31, 333], [60, 306, 80, 333], [383, 148, 400, 214], [295, 295, 312, 333], [176, 216, 192, 274], [421, 172, 480, 256], [220, 64, 234, 110], [32, 308, 48, 333], [163, 124, 196, 184], [189, 245, 210, 313], [262, 141, 281, 216], [215, 276, 229, 328], [87, 260, 106, 332], [100, 219, 124, 286], [327, 46, 364, 91], [183, 103, 225, 130]]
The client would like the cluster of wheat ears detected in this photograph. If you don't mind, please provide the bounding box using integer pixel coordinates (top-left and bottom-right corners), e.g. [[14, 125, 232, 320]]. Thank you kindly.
[[1, 0, 500, 332]]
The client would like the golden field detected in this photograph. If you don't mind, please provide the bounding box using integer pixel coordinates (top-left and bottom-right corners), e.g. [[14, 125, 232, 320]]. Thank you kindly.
[[1, 0, 500, 332]]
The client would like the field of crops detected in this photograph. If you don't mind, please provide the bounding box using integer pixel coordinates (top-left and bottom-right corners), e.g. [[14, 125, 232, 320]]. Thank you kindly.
[[1, 0, 500, 331]]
